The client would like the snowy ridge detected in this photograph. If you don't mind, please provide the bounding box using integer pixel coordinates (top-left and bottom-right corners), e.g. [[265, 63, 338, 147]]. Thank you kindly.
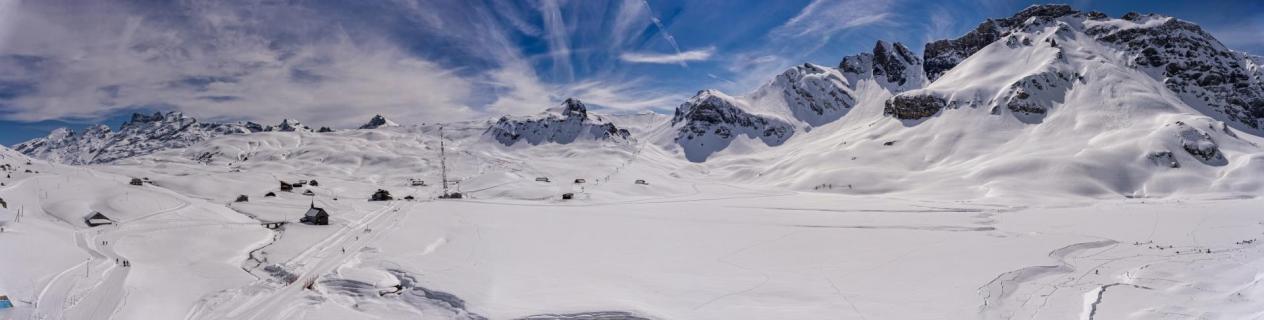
[[13, 112, 256, 165], [12, 113, 333, 164], [484, 98, 633, 146], [248, 119, 314, 133], [922, 4, 1083, 81]]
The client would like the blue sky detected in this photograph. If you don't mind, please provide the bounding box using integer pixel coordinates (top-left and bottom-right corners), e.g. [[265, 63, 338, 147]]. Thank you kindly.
[[1, 0, 1262, 146]]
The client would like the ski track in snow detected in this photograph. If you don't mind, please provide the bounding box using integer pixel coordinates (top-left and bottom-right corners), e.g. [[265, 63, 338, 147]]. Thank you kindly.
[[30, 174, 196, 320], [185, 201, 403, 320]]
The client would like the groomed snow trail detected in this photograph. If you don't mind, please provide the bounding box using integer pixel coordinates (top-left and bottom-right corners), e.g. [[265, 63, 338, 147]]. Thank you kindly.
[[185, 201, 404, 320]]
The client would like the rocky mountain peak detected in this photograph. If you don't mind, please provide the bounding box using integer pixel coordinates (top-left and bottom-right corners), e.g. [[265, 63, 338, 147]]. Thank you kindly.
[[359, 114, 399, 129], [671, 89, 795, 162], [274, 119, 309, 132], [485, 98, 631, 146], [561, 98, 588, 119], [1006, 4, 1078, 25], [127, 112, 167, 124], [840, 40, 927, 92]]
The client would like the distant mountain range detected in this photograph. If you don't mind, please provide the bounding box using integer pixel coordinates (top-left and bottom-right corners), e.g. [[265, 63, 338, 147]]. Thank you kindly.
[[12, 4, 1264, 197]]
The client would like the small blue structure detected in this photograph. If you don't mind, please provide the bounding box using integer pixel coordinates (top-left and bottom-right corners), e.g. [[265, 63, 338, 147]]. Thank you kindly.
[[0, 294, 13, 309]]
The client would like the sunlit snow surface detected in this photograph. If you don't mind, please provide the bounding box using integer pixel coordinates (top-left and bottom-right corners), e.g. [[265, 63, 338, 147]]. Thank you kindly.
[[0, 123, 1262, 319]]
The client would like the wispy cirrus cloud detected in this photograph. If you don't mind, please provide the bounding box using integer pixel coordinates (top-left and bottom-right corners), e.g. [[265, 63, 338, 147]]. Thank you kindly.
[[709, 0, 895, 94], [620, 47, 715, 65], [773, 0, 895, 52]]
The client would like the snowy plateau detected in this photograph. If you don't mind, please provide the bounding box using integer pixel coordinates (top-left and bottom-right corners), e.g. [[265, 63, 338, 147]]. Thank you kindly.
[[2, 4, 1264, 320]]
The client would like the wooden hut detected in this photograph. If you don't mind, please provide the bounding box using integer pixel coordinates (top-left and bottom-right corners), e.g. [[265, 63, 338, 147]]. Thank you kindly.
[[370, 189, 393, 201], [300, 204, 329, 225], [84, 212, 113, 227]]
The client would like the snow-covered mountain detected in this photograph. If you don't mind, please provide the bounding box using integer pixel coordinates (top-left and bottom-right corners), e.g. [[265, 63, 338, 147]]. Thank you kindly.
[[12, 112, 335, 164], [13, 112, 258, 165], [922, 5, 1264, 133], [484, 98, 633, 146], [708, 4, 1264, 198], [669, 90, 796, 162], [358, 115, 399, 129], [1086, 12, 1264, 133]]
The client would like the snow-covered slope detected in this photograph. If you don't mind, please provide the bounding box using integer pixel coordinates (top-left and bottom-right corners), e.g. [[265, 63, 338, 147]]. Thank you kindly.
[[923, 5, 1264, 133], [1084, 12, 1264, 134]]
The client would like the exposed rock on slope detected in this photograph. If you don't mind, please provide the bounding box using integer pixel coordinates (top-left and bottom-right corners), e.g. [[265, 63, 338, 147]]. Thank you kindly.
[[840, 41, 927, 92], [1085, 12, 1264, 132], [671, 90, 794, 162], [884, 94, 947, 120], [484, 98, 632, 146]]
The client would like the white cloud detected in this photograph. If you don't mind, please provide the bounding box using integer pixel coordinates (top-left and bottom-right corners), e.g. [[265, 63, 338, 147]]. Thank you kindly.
[[620, 47, 716, 64], [536, 0, 575, 82], [0, 0, 484, 127], [773, 0, 894, 50], [610, 0, 651, 49], [0, 0, 692, 130]]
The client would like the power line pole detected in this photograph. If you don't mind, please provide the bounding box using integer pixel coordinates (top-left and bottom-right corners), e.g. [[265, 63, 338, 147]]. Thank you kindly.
[[439, 126, 450, 197]]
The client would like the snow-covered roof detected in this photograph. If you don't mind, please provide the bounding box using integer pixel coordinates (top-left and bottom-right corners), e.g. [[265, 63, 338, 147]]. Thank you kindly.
[[305, 207, 327, 217]]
